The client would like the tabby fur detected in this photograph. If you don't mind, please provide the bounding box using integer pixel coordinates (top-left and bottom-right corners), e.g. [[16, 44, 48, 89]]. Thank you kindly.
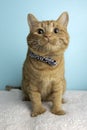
[[22, 12, 69, 117]]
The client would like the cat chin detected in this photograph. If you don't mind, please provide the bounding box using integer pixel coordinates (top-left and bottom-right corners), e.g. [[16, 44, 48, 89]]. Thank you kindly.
[[30, 48, 65, 57], [29, 42, 66, 56]]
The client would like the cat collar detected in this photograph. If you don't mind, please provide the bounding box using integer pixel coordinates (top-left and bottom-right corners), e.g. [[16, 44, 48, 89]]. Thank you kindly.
[[29, 51, 57, 66]]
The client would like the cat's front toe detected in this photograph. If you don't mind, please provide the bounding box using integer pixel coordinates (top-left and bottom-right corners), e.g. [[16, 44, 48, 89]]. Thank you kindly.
[[51, 108, 66, 115], [31, 107, 46, 117]]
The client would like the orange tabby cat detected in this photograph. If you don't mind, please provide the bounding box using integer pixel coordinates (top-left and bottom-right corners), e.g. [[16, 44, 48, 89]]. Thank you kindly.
[[22, 12, 69, 117]]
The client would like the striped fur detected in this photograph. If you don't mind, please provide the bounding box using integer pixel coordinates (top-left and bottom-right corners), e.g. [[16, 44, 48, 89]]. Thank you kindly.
[[22, 12, 69, 116]]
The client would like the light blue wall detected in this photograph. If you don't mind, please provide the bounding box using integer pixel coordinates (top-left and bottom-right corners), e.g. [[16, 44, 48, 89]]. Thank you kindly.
[[0, 0, 87, 90]]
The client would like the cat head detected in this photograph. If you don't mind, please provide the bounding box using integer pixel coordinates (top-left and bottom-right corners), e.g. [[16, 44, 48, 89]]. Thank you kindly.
[[27, 12, 69, 55]]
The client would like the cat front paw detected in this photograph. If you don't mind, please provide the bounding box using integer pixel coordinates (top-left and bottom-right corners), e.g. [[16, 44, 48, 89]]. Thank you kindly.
[[51, 108, 66, 115], [31, 107, 46, 117]]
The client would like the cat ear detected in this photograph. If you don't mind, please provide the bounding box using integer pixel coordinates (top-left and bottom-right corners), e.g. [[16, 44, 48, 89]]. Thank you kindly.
[[57, 12, 69, 27], [27, 14, 38, 29]]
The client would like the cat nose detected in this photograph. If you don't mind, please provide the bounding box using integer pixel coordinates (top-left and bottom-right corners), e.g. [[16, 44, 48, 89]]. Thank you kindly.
[[44, 34, 51, 38], [44, 34, 51, 41]]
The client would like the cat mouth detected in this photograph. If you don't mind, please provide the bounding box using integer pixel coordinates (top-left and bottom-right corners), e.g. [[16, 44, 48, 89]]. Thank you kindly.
[[44, 37, 50, 43]]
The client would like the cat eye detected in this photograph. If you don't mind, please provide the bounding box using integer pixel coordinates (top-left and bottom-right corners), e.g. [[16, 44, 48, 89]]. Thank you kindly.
[[54, 28, 59, 33], [38, 29, 44, 34]]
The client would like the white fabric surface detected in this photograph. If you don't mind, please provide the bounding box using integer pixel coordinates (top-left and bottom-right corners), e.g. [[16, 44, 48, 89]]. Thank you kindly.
[[0, 90, 87, 130]]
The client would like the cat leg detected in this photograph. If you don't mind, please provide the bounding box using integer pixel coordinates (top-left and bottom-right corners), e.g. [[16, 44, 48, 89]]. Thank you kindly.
[[61, 79, 66, 104], [29, 91, 46, 117], [51, 83, 66, 115], [46, 79, 66, 104], [62, 78, 66, 94]]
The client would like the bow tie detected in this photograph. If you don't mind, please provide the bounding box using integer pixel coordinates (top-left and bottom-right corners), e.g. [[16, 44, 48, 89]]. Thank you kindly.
[[29, 50, 57, 66]]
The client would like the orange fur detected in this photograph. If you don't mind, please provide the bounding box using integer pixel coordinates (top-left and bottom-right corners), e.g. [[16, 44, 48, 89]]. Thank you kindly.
[[22, 12, 69, 117]]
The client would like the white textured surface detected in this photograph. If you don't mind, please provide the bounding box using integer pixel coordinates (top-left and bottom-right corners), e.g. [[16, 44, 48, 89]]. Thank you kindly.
[[0, 90, 87, 130]]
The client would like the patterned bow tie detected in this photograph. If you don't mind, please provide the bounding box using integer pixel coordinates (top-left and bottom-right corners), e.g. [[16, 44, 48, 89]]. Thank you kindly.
[[29, 50, 57, 66]]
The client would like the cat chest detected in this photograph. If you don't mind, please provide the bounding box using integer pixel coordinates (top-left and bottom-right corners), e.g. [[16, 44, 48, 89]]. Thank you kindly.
[[38, 77, 53, 99]]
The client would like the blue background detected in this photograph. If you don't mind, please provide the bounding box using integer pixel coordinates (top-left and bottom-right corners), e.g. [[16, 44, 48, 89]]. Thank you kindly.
[[0, 0, 87, 90]]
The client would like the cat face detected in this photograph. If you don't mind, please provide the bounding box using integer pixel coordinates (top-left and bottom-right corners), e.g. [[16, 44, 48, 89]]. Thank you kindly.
[[27, 12, 69, 55]]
